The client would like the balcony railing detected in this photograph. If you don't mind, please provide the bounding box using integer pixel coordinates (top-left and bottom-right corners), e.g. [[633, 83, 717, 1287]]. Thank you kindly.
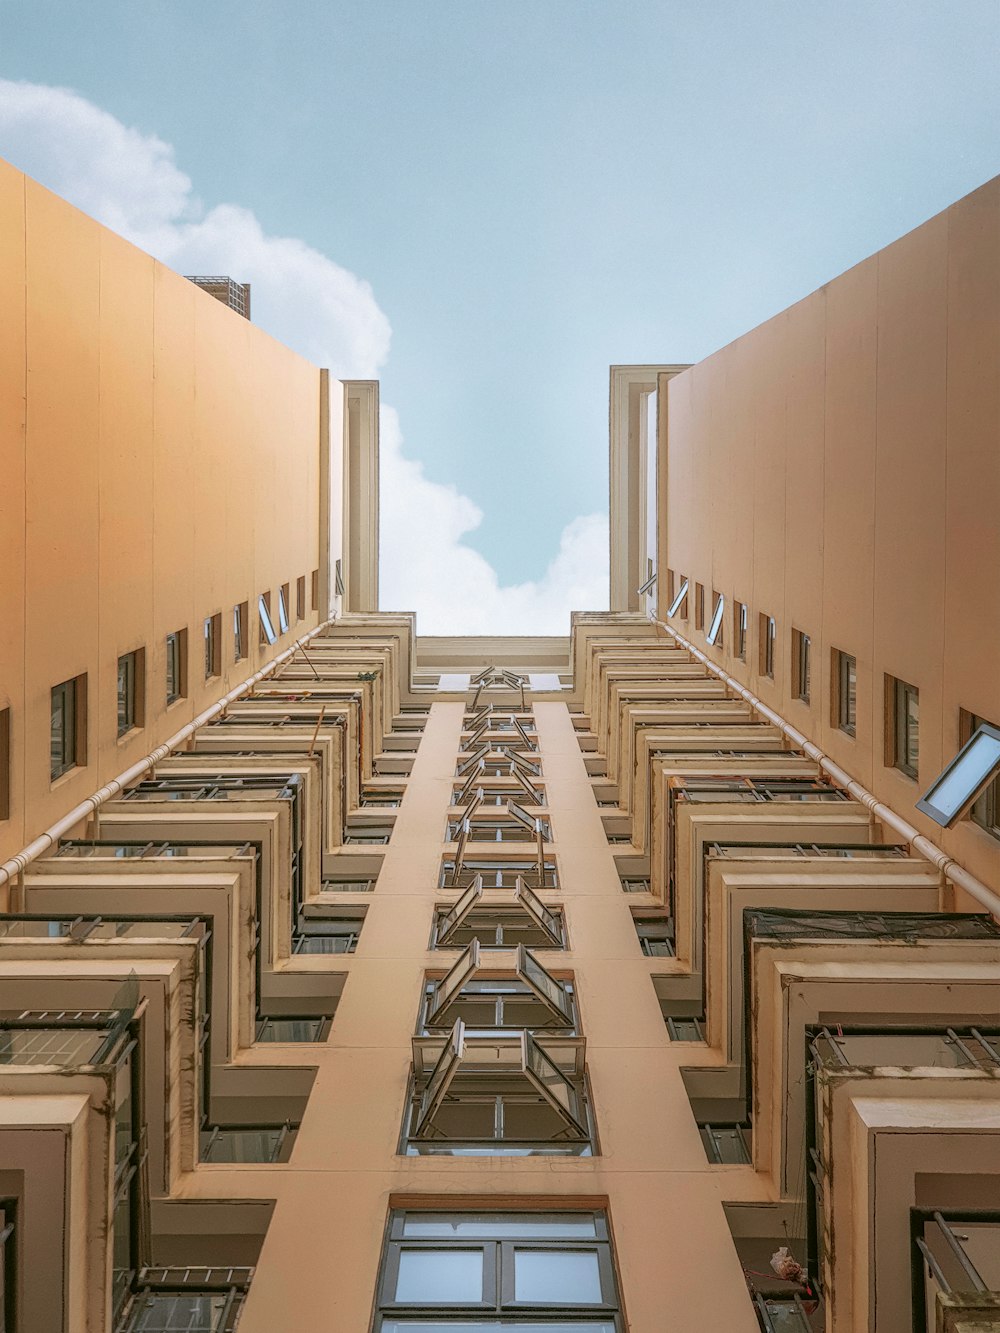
[[744, 909, 1000, 945], [705, 840, 909, 860], [914, 1210, 1000, 1330], [120, 1267, 252, 1333]]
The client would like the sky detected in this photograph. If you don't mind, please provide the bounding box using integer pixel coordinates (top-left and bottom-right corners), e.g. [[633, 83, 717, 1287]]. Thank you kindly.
[[1, 1, 999, 632]]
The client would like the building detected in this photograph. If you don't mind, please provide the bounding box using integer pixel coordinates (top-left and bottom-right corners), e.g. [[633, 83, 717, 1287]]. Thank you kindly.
[[0, 152, 998, 1333]]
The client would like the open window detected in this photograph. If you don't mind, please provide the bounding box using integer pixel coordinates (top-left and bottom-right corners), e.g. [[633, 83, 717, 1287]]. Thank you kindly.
[[408, 1018, 590, 1151], [423, 941, 575, 1031], [667, 578, 689, 619], [435, 875, 564, 949], [917, 721, 1000, 828]]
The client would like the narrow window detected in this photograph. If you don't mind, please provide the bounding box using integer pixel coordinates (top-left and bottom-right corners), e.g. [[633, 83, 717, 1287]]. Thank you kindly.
[[51, 674, 86, 780], [0, 708, 9, 820], [734, 600, 747, 661], [335, 558, 345, 597], [834, 650, 856, 737], [960, 712, 1000, 841], [278, 583, 290, 634], [233, 602, 248, 662], [258, 593, 277, 646], [791, 629, 811, 703], [759, 613, 775, 679], [706, 591, 725, 647], [887, 675, 919, 779], [296, 575, 306, 621], [203, 613, 222, 680], [666, 576, 688, 619], [116, 650, 144, 737], [666, 567, 676, 606], [311, 568, 320, 611], [694, 582, 705, 630], [165, 630, 187, 705]]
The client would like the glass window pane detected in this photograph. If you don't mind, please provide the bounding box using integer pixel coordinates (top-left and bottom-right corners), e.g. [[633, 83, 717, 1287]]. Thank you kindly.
[[924, 730, 1000, 821], [402, 1215, 597, 1239], [513, 1249, 602, 1303], [394, 1248, 484, 1303]]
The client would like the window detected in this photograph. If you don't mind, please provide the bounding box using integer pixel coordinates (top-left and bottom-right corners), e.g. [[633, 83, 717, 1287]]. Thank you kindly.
[[634, 915, 674, 956], [200, 1123, 296, 1162], [759, 614, 775, 679], [666, 576, 688, 619], [203, 614, 221, 680], [296, 575, 306, 621], [734, 600, 747, 661], [834, 649, 856, 736], [233, 601, 248, 662], [334, 558, 345, 597], [434, 876, 564, 949], [917, 714, 1000, 834], [887, 675, 919, 779], [311, 568, 320, 610], [375, 1210, 622, 1328], [255, 1016, 331, 1042], [278, 583, 290, 634], [966, 714, 1000, 841], [422, 942, 576, 1033], [706, 591, 724, 647], [405, 1017, 591, 1154], [165, 630, 187, 705], [258, 593, 277, 646], [694, 582, 705, 630], [791, 629, 810, 703], [116, 650, 144, 737], [51, 674, 86, 780], [0, 708, 9, 820]]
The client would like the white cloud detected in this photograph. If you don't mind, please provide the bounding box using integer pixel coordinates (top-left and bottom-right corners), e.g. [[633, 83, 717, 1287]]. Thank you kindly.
[[379, 407, 608, 634], [0, 77, 608, 633]]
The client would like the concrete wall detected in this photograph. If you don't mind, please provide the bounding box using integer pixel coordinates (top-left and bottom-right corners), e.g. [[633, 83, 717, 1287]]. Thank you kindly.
[[659, 176, 1000, 899], [0, 157, 340, 864]]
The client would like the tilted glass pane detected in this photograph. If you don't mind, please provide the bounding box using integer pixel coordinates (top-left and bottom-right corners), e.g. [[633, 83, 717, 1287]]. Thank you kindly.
[[426, 941, 481, 1025], [516, 946, 573, 1024], [921, 727, 1000, 823], [394, 1248, 484, 1303], [513, 1248, 603, 1303]]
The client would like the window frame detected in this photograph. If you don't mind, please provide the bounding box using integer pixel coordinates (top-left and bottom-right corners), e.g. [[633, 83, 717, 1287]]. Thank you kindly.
[[734, 600, 747, 661], [375, 1209, 622, 1326], [312, 567, 321, 610], [705, 591, 725, 647], [666, 576, 688, 620], [165, 630, 187, 706], [886, 675, 919, 780], [295, 575, 306, 621], [693, 582, 705, 631], [116, 648, 145, 739], [278, 583, 290, 634], [233, 601, 248, 662], [791, 628, 811, 704], [833, 648, 857, 737], [758, 613, 775, 679], [0, 708, 9, 821], [961, 712, 1000, 840], [916, 714, 1000, 832], [203, 613, 222, 680], [258, 593, 277, 646], [50, 674, 87, 781]]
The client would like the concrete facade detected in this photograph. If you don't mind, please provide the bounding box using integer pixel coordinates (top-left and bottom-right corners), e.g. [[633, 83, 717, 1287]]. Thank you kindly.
[[0, 154, 998, 1333]]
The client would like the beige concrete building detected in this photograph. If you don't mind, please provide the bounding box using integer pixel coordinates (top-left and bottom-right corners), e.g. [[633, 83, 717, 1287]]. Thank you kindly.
[[0, 155, 998, 1333]]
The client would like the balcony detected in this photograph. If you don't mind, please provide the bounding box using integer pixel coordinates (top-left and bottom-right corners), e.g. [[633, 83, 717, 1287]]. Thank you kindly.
[[118, 1265, 252, 1332], [915, 1211, 1000, 1332]]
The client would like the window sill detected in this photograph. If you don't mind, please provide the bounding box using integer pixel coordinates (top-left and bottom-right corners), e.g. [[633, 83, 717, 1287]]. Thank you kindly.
[[165, 696, 187, 713], [116, 725, 143, 747], [50, 764, 84, 790]]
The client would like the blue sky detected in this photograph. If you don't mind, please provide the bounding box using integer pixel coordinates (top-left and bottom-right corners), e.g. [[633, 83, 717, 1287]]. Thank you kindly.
[[2, 1, 1000, 629]]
